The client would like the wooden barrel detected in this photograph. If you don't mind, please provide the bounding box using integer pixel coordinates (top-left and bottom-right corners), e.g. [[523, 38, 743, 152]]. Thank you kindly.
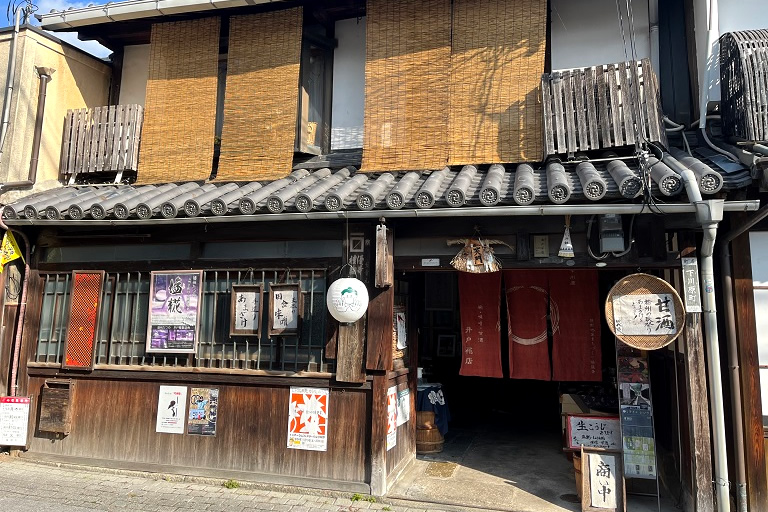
[[416, 411, 436, 429], [416, 426, 444, 453]]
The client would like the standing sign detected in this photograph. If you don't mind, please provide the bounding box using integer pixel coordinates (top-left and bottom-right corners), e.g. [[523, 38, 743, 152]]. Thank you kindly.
[[617, 347, 657, 479], [581, 447, 625, 511], [147, 271, 203, 353], [566, 415, 621, 451], [188, 388, 219, 436], [0, 396, 31, 446], [386, 386, 398, 450], [681, 257, 702, 313], [156, 385, 188, 434], [287, 387, 328, 451]]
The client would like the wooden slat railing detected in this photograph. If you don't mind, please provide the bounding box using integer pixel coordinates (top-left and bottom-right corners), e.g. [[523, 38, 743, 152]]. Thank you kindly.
[[541, 59, 666, 157], [59, 104, 143, 182]]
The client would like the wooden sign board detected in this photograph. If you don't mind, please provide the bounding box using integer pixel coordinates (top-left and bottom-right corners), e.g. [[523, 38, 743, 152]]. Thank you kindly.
[[581, 447, 626, 512], [230, 284, 262, 337], [566, 414, 621, 451], [269, 283, 302, 336], [39, 379, 74, 435]]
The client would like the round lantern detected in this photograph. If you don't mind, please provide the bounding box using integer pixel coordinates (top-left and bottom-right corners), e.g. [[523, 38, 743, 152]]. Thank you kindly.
[[326, 277, 369, 324]]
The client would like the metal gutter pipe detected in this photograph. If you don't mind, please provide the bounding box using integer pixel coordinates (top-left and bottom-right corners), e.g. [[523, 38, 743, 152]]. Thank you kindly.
[[720, 203, 768, 512], [1, 200, 760, 227], [0, 8, 21, 162], [665, 152, 730, 512], [0, 208, 30, 397]]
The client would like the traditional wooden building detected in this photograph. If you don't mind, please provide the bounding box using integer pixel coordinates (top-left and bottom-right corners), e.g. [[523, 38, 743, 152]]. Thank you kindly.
[[0, 1, 766, 511]]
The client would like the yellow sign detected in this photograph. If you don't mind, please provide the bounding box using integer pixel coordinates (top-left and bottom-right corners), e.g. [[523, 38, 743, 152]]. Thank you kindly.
[[0, 230, 23, 269]]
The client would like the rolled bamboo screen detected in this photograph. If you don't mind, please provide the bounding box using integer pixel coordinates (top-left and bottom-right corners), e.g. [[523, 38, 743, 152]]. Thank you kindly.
[[137, 17, 221, 184], [217, 8, 303, 181], [449, 0, 546, 165], [361, 0, 452, 172]]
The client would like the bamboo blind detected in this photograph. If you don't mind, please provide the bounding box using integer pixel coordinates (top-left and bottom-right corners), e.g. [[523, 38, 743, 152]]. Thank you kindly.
[[137, 18, 221, 184], [361, 0, 452, 172], [449, 0, 546, 164], [216, 8, 303, 181]]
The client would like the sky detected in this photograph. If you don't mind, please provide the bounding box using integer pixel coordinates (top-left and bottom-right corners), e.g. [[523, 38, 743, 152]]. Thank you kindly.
[[1, 0, 112, 58]]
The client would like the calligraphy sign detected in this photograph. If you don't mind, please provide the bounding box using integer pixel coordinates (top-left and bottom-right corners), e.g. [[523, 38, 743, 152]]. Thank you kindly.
[[0, 396, 31, 446], [269, 283, 302, 336], [566, 414, 621, 451], [147, 271, 203, 353], [681, 257, 702, 313], [612, 293, 678, 336], [156, 385, 187, 434], [230, 285, 262, 337], [581, 447, 625, 511]]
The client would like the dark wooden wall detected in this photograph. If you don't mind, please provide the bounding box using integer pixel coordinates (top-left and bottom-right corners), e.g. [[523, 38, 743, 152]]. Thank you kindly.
[[25, 375, 369, 490], [385, 371, 415, 480]]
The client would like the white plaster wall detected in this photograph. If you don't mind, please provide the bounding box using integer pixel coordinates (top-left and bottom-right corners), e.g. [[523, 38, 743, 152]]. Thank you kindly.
[[331, 17, 365, 150], [750, 232, 768, 415], [119, 44, 150, 106], [551, 0, 651, 71]]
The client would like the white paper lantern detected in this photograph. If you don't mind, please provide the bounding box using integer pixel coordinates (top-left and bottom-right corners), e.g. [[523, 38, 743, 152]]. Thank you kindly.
[[326, 277, 369, 324]]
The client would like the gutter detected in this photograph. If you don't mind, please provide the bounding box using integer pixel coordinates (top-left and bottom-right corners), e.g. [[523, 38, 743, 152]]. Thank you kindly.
[[1, 201, 760, 226], [662, 153, 730, 512], [0, 8, 21, 163], [37, 0, 288, 31], [720, 203, 768, 512]]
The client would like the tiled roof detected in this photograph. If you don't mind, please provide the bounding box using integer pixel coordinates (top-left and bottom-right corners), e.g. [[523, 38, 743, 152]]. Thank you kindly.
[[2, 155, 752, 224]]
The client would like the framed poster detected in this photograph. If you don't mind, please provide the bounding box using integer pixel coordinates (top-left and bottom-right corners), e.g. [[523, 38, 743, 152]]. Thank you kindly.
[[269, 283, 302, 336], [188, 387, 219, 436], [287, 387, 328, 451], [581, 447, 626, 511], [147, 270, 203, 353], [230, 284, 262, 337], [156, 385, 187, 434]]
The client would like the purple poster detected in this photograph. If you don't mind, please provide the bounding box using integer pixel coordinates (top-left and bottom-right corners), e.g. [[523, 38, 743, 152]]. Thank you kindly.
[[146, 271, 203, 353]]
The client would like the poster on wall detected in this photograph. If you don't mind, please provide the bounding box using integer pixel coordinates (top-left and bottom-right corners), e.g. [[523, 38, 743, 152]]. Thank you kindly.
[[156, 385, 188, 434], [396, 388, 410, 427], [287, 387, 328, 451], [269, 284, 302, 336], [0, 396, 31, 446], [612, 293, 678, 336], [386, 386, 398, 450], [230, 285, 262, 336], [188, 388, 219, 436], [147, 271, 203, 353]]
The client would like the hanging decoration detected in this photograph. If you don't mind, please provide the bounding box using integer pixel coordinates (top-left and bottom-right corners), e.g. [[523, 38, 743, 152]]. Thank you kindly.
[[448, 236, 511, 273], [558, 215, 575, 258], [327, 274, 369, 324]]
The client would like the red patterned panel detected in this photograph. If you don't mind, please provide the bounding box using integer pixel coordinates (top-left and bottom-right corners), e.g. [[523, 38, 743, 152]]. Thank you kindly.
[[63, 271, 104, 369]]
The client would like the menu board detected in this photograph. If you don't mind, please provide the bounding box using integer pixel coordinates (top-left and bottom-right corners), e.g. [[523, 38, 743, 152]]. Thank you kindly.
[[0, 396, 31, 446]]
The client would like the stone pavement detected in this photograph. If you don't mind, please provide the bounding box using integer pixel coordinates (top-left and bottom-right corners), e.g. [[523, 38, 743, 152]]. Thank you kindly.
[[0, 454, 496, 512]]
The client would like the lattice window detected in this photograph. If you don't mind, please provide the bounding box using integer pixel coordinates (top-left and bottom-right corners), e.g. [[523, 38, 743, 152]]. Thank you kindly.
[[34, 269, 331, 373]]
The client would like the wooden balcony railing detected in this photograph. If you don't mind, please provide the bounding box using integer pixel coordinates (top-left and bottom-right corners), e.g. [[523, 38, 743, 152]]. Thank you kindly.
[[60, 104, 143, 183]]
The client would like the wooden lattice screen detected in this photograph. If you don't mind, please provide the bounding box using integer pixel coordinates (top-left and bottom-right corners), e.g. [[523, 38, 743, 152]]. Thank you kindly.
[[541, 59, 666, 157], [136, 17, 220, 184], [216, 8, 303, 181], [63, 271, 104, 370], [720, 30, 768, 143], [448, 0, 546, 165], [361, 0, 452, 172]]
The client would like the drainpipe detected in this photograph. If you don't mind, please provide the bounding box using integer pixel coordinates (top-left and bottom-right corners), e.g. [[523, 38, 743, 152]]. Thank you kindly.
[[720, 204, 768, 512], [663, 153, 730, 512], [0, 67, 55, 193], [0, 7, 21, 162], [648, 0, 660, 76], [0, 210, 30, 397]]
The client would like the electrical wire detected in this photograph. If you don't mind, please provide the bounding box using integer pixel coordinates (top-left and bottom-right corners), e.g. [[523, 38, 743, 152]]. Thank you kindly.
[[6, 1, 37, 24]]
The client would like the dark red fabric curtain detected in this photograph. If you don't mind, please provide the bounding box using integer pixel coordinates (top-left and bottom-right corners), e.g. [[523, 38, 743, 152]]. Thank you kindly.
[[458, 272, 503, 378], [505, 270, 551, 380], [550, 269, 602, 381]]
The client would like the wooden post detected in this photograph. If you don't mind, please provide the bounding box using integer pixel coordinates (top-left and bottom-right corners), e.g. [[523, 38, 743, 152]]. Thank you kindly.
[[369, 371, 387, 496], [731, 227, 768, 512], [679, 236, 715, 512], [336, 321, 365, 383]]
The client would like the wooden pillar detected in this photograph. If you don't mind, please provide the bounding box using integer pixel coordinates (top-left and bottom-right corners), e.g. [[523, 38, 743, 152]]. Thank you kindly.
[[731, 227, 768, 511], [679, 236, 715, 512], [369, 371, 388, 496]]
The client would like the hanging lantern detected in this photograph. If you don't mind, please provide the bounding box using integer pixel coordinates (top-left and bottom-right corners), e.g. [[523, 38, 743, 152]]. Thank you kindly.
[[326, 277, 369, 324]]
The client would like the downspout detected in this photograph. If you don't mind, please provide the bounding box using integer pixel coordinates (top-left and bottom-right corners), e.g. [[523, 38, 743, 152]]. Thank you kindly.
[[0, 210, 30, 397], [663, 153, 730, 512], [648, 0, 660, 76], [0, 67, 55, 193], [0, 8, 22, 162], [720, 204, 768, 512]]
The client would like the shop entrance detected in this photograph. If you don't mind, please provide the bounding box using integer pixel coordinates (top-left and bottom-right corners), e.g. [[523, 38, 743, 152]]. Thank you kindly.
[[388, 270, 674, 512]]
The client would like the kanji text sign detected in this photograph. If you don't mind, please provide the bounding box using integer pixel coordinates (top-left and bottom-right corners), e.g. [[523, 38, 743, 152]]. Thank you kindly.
[[0, 397, 31, 446], [566, 415, 621, 450]]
